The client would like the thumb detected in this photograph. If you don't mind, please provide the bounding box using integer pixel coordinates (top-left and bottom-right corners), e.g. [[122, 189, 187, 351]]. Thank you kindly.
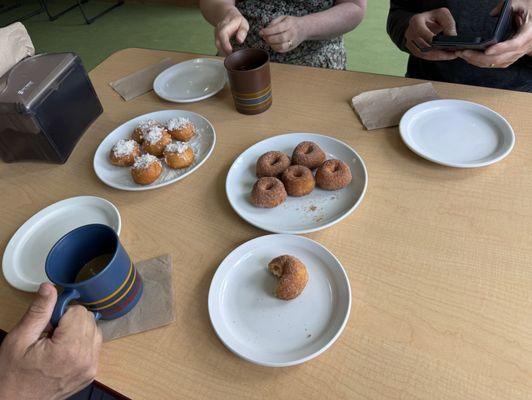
[[11, 283, 57, 345], [434, 8, 457, 36]]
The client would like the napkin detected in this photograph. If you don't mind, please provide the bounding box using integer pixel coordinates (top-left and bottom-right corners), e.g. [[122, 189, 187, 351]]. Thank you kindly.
[[0, 22, 34, 78], [99, 254, 175, 341], [351, 82, 439, 130], [109, 58, 175, 101]]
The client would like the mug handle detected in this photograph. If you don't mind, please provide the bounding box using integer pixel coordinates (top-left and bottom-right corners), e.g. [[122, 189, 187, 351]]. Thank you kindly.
[[51, 288, 102, 327]]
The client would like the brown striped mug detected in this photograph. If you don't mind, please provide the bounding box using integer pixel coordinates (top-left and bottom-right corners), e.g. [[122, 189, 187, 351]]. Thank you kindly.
[[224, 48, 272, 115]]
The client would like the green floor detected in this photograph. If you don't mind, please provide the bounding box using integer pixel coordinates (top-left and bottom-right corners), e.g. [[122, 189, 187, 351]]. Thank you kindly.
[[0, 0, 407, 75]]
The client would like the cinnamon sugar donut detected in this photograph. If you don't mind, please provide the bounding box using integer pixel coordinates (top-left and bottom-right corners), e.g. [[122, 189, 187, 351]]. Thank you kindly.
[[281, 165, 315, 197], [291, 141, 326, 170], [142, 126, 172, 157], [316, 159, 352, 190], [268, 255, 308, 300], [250, 177, 287, 208], [131, 154, 163, 185], [109, 139, 141, 167], [256, 151, 290, 177]]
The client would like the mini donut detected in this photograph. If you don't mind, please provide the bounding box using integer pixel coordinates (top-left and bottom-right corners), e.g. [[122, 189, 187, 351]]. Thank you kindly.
[[268, 255, 308, 300], [109, 139, 141, 167], [281, 165, 315, 197], [250, 177, 287, 208], [142, 126, 172, 157], [291, 141, 326, 170], [166, 117, 196, 142], [315, 159, 352, 190], [132, 119, 161, 143], [164, 142, 195, 169], [131, 154, 163, 185], [256, 151, 291, 177]]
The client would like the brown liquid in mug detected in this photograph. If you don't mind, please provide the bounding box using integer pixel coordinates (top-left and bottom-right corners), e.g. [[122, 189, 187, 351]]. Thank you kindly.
[[74, 254, 113, 283]]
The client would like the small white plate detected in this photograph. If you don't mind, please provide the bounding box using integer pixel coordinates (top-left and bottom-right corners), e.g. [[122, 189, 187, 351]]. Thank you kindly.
[[226, 133, 368, 234], [153, 58, 226, 103], [94, 110, 216, 191], [208, 234, 351, 367], [399, 99, 515, 168], [2, 196, 121, 292]]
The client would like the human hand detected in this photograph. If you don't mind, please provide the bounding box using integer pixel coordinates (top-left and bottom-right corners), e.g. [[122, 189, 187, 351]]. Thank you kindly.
[[0, 283, 102, 400], [215, 7, 249, 55], [457, 0, 532, 67], [259, 16, 307, 53], [405, 8, 458, 61]]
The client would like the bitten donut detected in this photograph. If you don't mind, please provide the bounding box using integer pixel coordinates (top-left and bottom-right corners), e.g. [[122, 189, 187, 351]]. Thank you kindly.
[[256, 151, 291, 177], [164, 142, 195, 169], [291, 141, 326, 170], [167, 117, 196, 142], [281, 165, 315, 197], [109, 139, 141, 167], [250, 177, 287, 208], [132, 119, 160, 143], [142, 126, 172, 157], [131, 154, 163, 185], [268, 255, 308, 300], [315, 159, 352, 190]]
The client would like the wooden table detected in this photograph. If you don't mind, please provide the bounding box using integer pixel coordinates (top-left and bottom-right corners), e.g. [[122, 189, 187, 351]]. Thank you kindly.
[[1, 48, 531, 400]]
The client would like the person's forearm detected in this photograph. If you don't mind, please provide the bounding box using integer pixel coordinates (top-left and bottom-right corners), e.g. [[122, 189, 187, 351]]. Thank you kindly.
[[387, 0, 416, 52], [199, 0, 237, 26], [298, 1, 366, 41]]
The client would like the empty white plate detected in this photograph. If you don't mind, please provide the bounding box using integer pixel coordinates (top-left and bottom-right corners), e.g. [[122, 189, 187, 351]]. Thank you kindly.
[[226, 133, 368, 234], [208, 234, 351, 367], [2, 196, 121, 292], [94, 110, 216, 191], [153, 58, 226, 103], [399, 99, 515, 168]]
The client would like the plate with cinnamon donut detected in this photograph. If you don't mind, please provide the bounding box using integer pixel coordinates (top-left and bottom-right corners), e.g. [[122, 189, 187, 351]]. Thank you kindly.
[[208, 234, 351, 367], [93, 110, 216, 191], [226, 133, 367, 234]]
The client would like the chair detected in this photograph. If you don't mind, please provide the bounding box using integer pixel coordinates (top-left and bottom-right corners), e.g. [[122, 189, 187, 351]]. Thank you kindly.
[[40, 0, 124, 25], [0, 1, 45, 26]]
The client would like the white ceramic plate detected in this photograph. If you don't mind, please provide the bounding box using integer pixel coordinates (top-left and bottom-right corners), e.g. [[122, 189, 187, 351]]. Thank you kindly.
[[94, 110, 216, 191], [208, 234, 351, 367], [399, 99, 515, 168], [153, 58, 226, 103], [226, 133, 367, 234], [2, 196, 121, 292]]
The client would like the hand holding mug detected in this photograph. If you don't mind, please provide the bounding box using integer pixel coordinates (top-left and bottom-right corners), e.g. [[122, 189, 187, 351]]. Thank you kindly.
[[0, 283, 102, 400]]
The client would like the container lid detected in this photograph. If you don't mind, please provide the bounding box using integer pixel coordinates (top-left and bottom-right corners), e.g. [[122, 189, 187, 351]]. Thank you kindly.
[[0, 53, 77, 114]]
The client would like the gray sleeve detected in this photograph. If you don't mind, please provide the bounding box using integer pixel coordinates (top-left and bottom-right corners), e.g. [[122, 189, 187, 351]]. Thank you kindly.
[[387, 0, 417, 53]]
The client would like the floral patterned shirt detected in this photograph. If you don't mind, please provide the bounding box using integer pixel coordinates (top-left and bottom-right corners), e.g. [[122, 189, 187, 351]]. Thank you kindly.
[[234, 0, 347, 70]]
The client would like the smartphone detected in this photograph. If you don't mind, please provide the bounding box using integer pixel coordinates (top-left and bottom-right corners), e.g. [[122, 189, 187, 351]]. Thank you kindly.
[[430, 0, 514, 51]]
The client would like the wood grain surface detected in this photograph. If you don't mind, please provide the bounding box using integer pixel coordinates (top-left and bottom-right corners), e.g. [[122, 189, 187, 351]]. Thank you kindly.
[[0, 48, 531, 400]]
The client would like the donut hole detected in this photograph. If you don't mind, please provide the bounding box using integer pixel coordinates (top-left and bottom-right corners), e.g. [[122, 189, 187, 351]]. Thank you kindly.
[[271, 156, 281, 165], [304, 146, 314, 154], [270, 264, 283, 277], [293, 171, 303, 178], [332, 164, 340, 172]]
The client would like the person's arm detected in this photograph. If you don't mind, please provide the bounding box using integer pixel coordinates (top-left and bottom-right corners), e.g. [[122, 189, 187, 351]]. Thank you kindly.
[[259, 0, 366, 53], [387, 0, 417, 52], [199, 0, 249, 55], [0, 283, 102, 400]]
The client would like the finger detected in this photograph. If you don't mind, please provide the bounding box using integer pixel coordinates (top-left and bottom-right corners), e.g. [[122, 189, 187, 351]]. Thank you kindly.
[[263, 31, 290, 45], [413, 37, 432, 51], [261, 19, 290, 37], [217, 18, 241, 55], [268, 15, 287, 27], [456, 50, 507, 67], [490, 0, 503, 16], [236, 20, 249, 43], [414, 23, 439, 43], [485, 29, 528, 55], [432, 8, 457, 36], [10, 283, 57, 345], [52, 305, 90, 344], [425, 49, 459, 60], [270, 42, 290, 53]]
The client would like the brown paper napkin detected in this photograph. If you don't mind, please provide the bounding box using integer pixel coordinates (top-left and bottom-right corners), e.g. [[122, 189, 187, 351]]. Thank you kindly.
[[351, 82, 439, 130], [99, 254, 175, 341], [109, 58, 175, 101], [0, 22, 34, 78]]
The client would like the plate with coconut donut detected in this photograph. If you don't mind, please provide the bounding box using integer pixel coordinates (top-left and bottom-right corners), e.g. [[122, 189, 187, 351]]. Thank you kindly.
[[93, 110, 216, 191], [208, 234, 351, 367], [226, 133, 367, 234]]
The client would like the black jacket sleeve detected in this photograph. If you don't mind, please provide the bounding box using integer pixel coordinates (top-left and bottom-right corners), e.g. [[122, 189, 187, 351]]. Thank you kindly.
[[387, 0, 418, 53]]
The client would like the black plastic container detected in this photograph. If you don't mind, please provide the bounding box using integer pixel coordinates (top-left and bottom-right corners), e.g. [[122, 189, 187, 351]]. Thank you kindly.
[[0, 53, 102, 163]]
